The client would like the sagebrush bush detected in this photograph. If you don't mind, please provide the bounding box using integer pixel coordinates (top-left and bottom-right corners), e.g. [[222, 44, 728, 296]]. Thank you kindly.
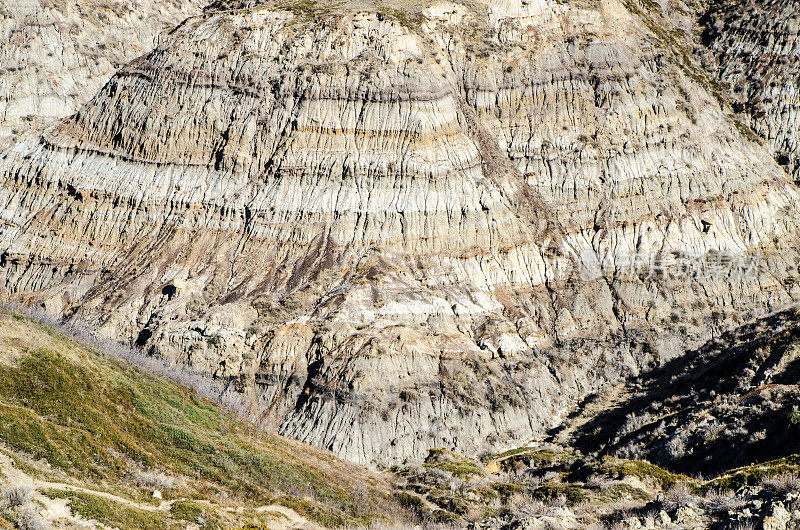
[[424, 467, 450, 485], [132, 469, 175, 491], [621, 412, 651, 436], [762, 473, 800, 493], [585, 474, 613, 490], [662, 483, 698, 511], [17, 505, 48, 530], [506, 492, 547, 518], [665, 436, 687, 459], [702, 491, 746, 512], [1, 484, 33, 508]]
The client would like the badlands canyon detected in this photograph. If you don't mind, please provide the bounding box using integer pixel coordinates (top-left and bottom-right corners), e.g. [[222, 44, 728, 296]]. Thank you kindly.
[[1, 0, 800, 527]]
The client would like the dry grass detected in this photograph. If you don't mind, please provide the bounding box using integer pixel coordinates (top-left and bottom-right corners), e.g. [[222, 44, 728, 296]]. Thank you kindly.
[[762, 473, 800, 493], [661, 483, 699, 511]]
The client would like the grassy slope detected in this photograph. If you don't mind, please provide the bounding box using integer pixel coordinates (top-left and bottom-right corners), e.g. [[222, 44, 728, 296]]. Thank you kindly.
[[0, 312, 409, 528], [3, 308, 798, 529]]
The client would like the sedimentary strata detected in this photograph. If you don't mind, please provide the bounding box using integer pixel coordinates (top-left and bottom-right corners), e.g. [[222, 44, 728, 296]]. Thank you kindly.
[[1, 0, 799, 466]]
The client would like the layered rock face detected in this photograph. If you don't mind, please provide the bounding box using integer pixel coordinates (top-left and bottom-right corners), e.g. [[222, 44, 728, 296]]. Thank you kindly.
[[0, 0, 200, 148], [1, 0, 800, 467], [701, 0, 800, 180]]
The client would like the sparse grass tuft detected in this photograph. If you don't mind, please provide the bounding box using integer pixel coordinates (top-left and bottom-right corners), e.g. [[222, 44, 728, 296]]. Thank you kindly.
[[761, 473, 800, 493]]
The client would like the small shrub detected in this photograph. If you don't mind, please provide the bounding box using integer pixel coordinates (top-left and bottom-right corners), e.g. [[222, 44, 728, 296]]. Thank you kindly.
[[666, 436, 686, 459], [702, 491, 746, 512], [506, 492, 546, 518], [132, 469, 175, 491], [762, 473, 800, 493], [1, 485, 33, 508], [662, 484, 698, 511], [17, 505, 48, 530], [425, 467, 450, 485], [621, 412, 651, 436], [585, 474, 613, 490]]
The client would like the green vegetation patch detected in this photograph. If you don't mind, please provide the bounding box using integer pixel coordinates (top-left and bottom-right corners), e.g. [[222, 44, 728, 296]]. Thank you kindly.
[[427, 488, 470, 515], [393, 491, 426, 513], [533, 482, 589, 505], [169, 500, 220, 529], [375, 7, 426, 29], [595, 457, 694, 491], [0, 313, 406, 527], [424, 448, 485, 478], [489, 447, 576, 472], [490, 482, 524, 501], [595, 483, 651, 503], [700, 456, 800, 493], [42, 490, 169, 530], [279, 0, 342, 19], [0, 511, 16, 527]]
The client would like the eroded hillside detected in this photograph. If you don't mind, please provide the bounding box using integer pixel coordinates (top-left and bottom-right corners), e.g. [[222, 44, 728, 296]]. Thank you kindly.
[[700, 0, 800, 181], [0, 0, 201, 147], [569, 307, 800, 477], [3, 309, 800, 529], [0, 0, 799, 469]]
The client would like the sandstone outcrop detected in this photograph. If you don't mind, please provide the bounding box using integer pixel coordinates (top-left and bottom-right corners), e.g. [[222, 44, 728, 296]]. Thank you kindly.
[[1, 0, 800, 467]]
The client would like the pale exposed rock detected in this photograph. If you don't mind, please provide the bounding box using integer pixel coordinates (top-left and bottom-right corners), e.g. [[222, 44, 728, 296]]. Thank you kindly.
[[674, 505, 705, 529], [763, 502, 791, 530], [701, 0, 800, 180], [0, 0, 201, 148], [515, 506, 580, 529], [1, 0, 800, 467]]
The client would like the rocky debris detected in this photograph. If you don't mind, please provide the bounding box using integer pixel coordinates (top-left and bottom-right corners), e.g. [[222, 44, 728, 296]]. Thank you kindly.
[[508, 506, 581, 529], [2, 0, 800, 468], [763, 501, 792, 530], [0, 0, 200, 147]]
